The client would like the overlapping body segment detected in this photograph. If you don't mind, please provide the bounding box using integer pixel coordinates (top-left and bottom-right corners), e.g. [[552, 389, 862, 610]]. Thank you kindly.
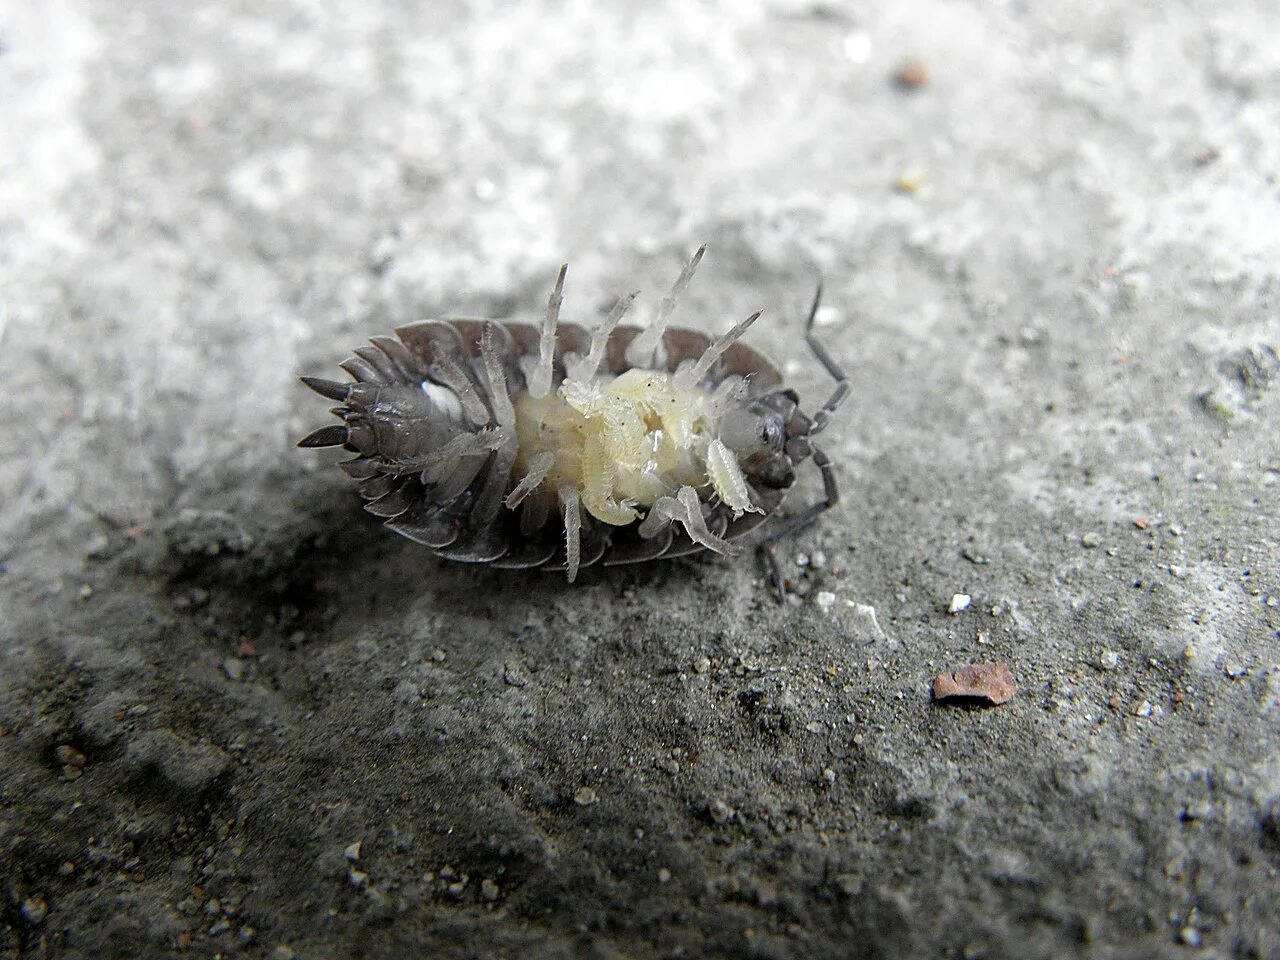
[[298, 248, 849, 595]]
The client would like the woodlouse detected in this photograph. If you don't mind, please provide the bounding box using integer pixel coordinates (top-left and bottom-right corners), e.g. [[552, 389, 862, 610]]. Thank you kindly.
[[298, 247, 849, 597]]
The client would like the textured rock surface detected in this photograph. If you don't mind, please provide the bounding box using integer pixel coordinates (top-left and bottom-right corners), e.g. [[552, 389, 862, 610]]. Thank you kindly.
[[2, 1, 1278, 957]]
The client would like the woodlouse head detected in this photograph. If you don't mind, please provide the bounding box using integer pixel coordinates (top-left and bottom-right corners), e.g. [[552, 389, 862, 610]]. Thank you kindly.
[[718, 389, 805, 491]]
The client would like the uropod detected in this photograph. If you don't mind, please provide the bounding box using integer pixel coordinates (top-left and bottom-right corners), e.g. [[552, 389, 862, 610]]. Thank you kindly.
[[297, 247, 849, 598]]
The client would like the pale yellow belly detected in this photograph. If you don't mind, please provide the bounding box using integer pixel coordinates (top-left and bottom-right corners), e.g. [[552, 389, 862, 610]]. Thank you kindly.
[[513, 369, 715, 525]]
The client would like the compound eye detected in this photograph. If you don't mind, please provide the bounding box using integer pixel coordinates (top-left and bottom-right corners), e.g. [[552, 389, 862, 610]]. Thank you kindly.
[[759, 417, 784, 451]]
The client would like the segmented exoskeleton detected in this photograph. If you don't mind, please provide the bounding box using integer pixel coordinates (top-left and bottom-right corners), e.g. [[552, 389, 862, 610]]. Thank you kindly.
[[298, 247, 849, 598]]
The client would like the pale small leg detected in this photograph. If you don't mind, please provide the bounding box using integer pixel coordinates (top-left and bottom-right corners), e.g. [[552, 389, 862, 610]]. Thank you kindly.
[[637, 485, 739, 556], [480, 322, 516, 429], [674, 310, 763, 389], [566, 291, 638, 384], [706, 375, 747, 419], [624, 244, 706, 367], [413, 428, 503, 478], [505, 451, 557, 508], [559, 485, 582, 582], [529, 264, 567, 399]]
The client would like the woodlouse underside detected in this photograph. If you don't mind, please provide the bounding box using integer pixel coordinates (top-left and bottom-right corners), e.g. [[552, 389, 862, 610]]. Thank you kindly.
[[298, 247, 848, 597]]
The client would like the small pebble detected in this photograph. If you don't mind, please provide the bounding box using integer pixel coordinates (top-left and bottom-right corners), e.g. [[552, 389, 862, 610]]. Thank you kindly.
[[222, 658, 245, 682], [692, 656, 711, 675], [657, 867, 672, 884], [1098, 650, 1119, 671], [948, 594, 972, 614], [344, 842, 363, 862], [347, 868, 369, 889], [894, 57, 931, 89], [708, 799, 732, 823], [1179, 926, 1202, 947], [815, 591, 836, 612], [1081, 532, 1101, 548], [271, 947, 297, 960], [896, 169, 926, 194], [21, 896, 47, 925], [56, 744, 87, 769], [574, 786, 599, 806], [932, 662, 1016, 705], [851, 603, 886, 639], [480, 878, 500, 901], [810, 550, 828, 569], [77, 583, 94, 599], [822, 767, 837, 786], [1134, 700, 1153, 718]]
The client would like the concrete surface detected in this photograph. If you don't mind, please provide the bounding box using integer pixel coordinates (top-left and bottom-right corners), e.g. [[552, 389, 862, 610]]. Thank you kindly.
[[2, 0, 1279, 957]]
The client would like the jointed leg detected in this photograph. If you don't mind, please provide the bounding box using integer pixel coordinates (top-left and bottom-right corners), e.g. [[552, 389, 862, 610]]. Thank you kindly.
[[638, 485, 739, 557], [625, 244, 706, 367], [529, 264, 567, 399], [560, 485, 582, 582], [566, 290, 639, 384], [803, 282, 851, 437], [674, 309, 764, 389], [758, 446, 839, 602]]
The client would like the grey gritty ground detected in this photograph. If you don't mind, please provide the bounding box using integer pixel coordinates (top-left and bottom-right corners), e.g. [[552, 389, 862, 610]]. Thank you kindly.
[[2, 1, 1279, 958]]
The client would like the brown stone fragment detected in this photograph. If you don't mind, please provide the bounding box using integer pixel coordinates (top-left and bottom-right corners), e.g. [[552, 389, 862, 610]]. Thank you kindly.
[[55, 744, 87, 769], [894, 58, 931, 89], [931, 662, 1015, 705]]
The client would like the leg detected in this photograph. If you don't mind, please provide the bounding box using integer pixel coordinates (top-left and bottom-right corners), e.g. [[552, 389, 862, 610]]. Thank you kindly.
[[559, 485, 582, 582], [625, 244, 706, 367], [528, 264, 567, 399], [803, 281, 851, 437], [638, 486, 738, 556], [675, 309, 764, 389], [565, 290, 638, 384], [757, 446, 839, 601]]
